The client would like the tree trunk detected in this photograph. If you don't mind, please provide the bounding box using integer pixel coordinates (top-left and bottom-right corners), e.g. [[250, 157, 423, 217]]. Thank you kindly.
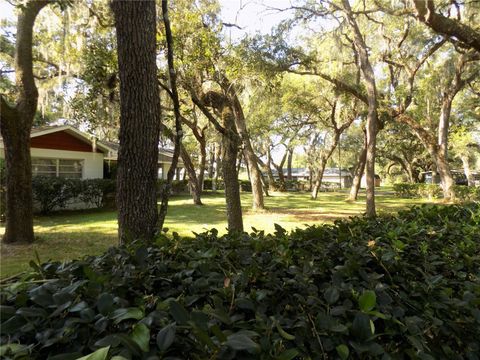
[[436, 94, 456, 199], [213, 143, 222, 192], [197, 138, 206, 192], [311, 159, 327, 200], [158, 0, 183, 230], [222, 109, 243, 232], [264, 148, 277, 190], [412, 0, 480, 52], [287, 148, 293, 180], [348, 131, 367, 201], [461, 155, 475, 186], [208, 144, 215, 178], [112, 0, 161, 243], [225, 80, 265, 210], [0, 1, 50, 244], [180, 145, 202, 205], [343, 0, 378, 217]]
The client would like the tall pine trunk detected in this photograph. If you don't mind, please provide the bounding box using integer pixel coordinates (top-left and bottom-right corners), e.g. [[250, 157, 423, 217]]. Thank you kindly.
[[111, 0, 161, 243], [0, 1, 50, 244]]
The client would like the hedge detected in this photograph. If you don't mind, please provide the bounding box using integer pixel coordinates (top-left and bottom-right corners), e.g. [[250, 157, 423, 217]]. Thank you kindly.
[[393, 183, 480, 201], [32, 177, 116, 214], [1, 204, 479, 359]]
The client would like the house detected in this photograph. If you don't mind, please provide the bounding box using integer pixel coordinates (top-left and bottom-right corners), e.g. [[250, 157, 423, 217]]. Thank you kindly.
[[100, 141, 184, 180], [0, 125, 183, 180], [270, 167, 353, 188], [360, 174, 381, 188]]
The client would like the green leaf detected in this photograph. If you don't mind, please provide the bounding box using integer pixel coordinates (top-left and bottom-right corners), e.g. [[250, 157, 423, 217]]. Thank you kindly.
[[0, 343, 29, 357], [336, 344, 349, 360], [97, 293, 115, 315], [352, 312, 373, 340], [275, 322, 295, 340], [130, 323, 150, 352], [110, 308, 144, 324], [156, 323, 176, 351], [359, 290, 376, 312], [225, 333, 260, 353], [324, 287, 340, 304], [169, 301, 189, 325], [277, 348, 300, 360], [76, 346, 110, 360]]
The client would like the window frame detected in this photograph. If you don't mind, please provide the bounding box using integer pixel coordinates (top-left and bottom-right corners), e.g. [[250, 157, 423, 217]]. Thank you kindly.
[[32, 157, 84, 179]]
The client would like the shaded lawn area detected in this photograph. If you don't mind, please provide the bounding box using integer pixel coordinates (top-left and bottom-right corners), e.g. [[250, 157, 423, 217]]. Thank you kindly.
[[0, 189, 436, 277]]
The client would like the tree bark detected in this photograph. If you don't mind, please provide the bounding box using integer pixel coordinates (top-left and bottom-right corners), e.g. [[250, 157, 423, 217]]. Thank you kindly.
[[180, 145, 202, 205], [412, 0, 480, 52], [193, 91, 243, 231], [0, 1, 51, 244], [348, 142, 367, 201], [158, 0, 183, 230], [219, 76, 265, 210], [310, 159, 327, 200], [208, 144, 215, 178], [287, 148, 293, 180], [343, 0, 378, 217], [461, 155, 475, 186], [111, 0, 161, 243], [222, 109, 243, 232]]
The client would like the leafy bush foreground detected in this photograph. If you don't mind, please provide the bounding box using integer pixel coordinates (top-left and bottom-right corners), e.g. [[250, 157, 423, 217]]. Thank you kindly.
[[1, 204, 479, 359]]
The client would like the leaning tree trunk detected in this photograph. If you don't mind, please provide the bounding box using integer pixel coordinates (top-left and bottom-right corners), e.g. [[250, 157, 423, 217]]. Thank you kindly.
[[180, 145, 202, 205], [112, 0, 161, 244], [219, 74, 265, 210], [0, 1, 50, 244], [348, 132, 367, 201], [311, 159, 327, 200]]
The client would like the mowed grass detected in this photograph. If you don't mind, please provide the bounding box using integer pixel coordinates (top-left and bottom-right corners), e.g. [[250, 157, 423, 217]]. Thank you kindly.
[[0, 189, 436, 277]]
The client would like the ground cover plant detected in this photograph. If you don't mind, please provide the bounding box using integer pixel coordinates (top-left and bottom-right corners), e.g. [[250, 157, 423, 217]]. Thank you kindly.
[[0, 191, 436, 277], [1, 204, 479, 359]]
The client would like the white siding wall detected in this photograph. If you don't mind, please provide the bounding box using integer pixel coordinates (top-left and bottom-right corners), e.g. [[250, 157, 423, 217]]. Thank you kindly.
[[0, 147, 104, 179]]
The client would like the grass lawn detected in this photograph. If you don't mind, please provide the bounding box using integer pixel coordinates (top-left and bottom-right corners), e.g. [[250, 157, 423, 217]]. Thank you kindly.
[[0, 188, 436, 277]]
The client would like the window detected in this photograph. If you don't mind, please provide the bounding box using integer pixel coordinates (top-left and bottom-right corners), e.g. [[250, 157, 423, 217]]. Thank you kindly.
[[32, 158, 83, 179]]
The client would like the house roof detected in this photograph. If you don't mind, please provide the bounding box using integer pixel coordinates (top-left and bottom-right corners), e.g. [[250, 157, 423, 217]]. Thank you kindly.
[[1, 125, 183, 165], [0, 125, 113, 154]]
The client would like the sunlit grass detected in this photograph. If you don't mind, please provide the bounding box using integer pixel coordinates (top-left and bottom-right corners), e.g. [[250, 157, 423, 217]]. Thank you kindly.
[[0, 188, 437, 277]]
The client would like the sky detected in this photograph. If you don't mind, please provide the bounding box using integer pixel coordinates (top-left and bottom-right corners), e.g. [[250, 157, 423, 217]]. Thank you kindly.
[[0, 0, 292, 33]]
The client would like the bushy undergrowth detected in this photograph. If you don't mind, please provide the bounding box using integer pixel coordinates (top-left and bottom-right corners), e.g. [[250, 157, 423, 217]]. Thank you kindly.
[[393, 183, 480, 201], [1, 204, 479, 359], [32, 177, 115, 214]]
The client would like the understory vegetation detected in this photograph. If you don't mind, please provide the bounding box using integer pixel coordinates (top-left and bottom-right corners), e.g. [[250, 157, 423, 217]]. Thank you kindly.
[[1, 204, 479, 359], [393, 183, 480, 201]]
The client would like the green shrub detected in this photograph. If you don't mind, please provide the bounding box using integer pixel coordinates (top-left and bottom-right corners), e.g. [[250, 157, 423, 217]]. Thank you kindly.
[[239, 180, 252, 192], [394, 183, 479, 201], [31, 177, 116, 214], [32, 176, 83, 214], [1, 204, 479, 359], [452, 185, 480, 201], [157, 179, 189, 195], [203, 178, 225, 191], [79, 179, 116, 208], [393, 183, 442, 199]]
